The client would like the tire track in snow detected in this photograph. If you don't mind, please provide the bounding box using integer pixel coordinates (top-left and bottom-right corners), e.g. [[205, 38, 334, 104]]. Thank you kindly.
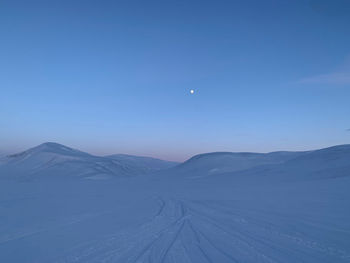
[[54, 198, 350, 263]]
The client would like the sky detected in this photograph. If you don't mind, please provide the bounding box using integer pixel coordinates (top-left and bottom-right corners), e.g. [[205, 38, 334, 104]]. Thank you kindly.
[[1, 0, 350, 161]]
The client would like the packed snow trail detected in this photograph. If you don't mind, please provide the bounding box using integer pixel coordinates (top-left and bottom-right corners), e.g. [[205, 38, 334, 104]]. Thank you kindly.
[[50, 195, 350, 263], [0, 176, 350, 263]]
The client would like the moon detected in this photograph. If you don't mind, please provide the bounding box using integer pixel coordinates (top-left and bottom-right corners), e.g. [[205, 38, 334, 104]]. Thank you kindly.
[[190, 89, 194, 94]]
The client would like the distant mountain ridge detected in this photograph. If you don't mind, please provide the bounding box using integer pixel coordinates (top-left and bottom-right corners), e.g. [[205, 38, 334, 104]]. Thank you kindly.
[[0, 142, 178, 179], [1, 143, 349, 180], [173, 150, 306, 176], [7, 142, 91, 158], [169, 144, 350, 179]]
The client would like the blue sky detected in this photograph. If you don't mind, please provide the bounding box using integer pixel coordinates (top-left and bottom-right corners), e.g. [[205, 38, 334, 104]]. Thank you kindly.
[[1, 0, 350, 161]]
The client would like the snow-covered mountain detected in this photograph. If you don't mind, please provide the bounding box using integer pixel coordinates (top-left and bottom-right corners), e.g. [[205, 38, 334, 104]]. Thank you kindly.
[[170, 150, 305, 177], [222, 144, 350, 181], [168, 145, 350, 180], [0, 142, 176, 179], [274, 144, 350, 179], [2, 143, 349, 180]]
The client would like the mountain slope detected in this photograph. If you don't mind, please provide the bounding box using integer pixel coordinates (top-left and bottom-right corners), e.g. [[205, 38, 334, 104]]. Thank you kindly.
[[171, 150, 305, 177], [275, 144, 350, 179], [106, 154, 178, 174], [167, 145, 350, 180], [0, 143, 166, 179]]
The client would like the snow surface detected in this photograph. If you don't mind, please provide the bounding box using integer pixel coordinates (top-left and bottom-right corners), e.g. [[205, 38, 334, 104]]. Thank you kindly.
[[105, 154, 178, 173], [0, 143, 350, 262]]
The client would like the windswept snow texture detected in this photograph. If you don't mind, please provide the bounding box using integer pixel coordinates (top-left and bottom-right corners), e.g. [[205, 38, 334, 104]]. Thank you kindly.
[[106, 154, 178, 174], [1, 143, 350, 263]]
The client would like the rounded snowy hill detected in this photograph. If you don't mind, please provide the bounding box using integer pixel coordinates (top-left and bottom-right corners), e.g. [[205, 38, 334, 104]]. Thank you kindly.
[[0, 142, 175, 179], [172, 150, 304, 177], [168, 144, 350, 180]]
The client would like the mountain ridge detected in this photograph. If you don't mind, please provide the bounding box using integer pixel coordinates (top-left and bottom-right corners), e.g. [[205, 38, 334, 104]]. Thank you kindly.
[[1, 142, 350, 180], [170, 144, 350, 178], [0, 142, 178, 179]]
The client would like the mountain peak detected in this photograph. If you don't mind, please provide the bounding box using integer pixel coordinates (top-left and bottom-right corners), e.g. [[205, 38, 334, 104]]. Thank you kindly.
[[36, 142, 74, 151], [8, 142, 91, 158]]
